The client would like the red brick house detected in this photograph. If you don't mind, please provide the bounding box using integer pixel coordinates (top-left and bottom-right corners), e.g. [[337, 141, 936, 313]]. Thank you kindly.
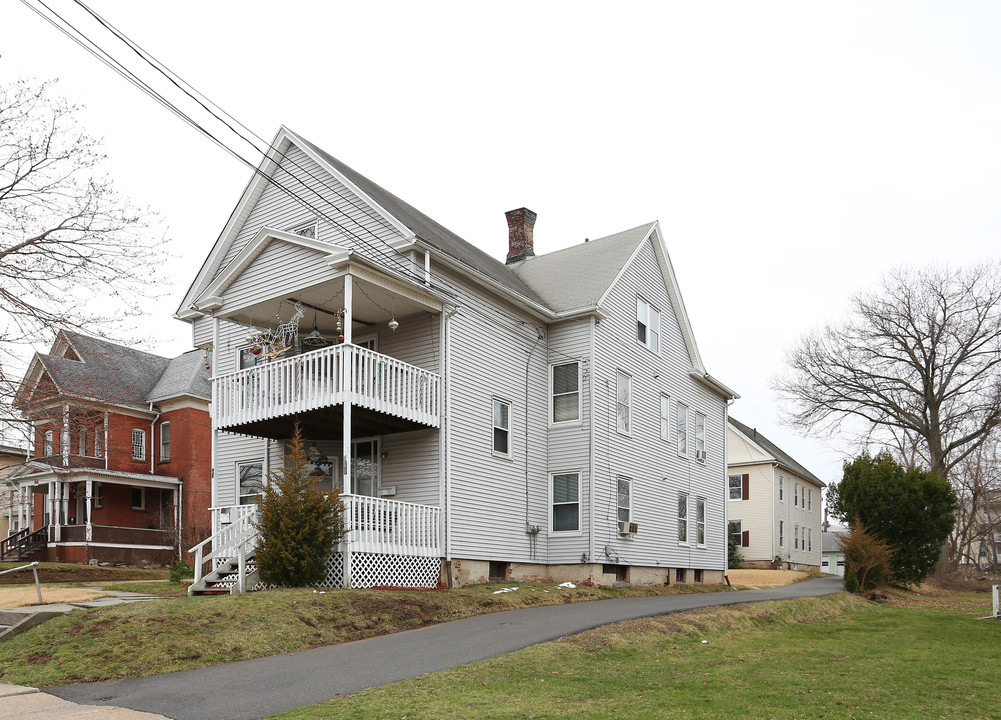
[[3, 331, 211, 565]]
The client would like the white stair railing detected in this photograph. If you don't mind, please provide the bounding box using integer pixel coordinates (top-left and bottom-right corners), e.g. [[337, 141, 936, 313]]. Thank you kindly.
[[189, 505, 259, 589]]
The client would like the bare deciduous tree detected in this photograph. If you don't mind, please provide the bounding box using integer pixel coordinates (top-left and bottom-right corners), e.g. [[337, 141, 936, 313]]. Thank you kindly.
[[0, 78, 167, 438], [774, 263, 1001, 480], [947, 435, 1001, 570]]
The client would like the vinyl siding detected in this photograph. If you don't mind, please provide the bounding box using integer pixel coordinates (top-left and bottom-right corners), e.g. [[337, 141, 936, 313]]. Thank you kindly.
[[726, 461, 775, 562], [214, 145, 404, 279], [221, 241, 340, 313], [443, 267, 549, 564], [590, 238, 727, 571]]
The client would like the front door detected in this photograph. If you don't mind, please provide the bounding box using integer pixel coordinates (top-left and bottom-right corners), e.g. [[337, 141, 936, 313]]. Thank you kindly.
[[351, 439, 380, 497]]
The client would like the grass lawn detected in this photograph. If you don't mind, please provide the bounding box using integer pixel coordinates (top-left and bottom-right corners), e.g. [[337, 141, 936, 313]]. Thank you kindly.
[[0, 562, 168, 584], [270, 585, 1000, 720], [0, 580, 735, 686]]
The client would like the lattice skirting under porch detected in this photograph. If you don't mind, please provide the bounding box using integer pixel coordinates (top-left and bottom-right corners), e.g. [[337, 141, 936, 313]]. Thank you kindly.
[[250, 552, 441, 591]]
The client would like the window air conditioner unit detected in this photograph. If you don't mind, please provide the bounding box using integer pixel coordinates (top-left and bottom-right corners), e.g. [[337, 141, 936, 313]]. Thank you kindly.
[[696, 450, 706, 462], [618, 521, 639, 534]]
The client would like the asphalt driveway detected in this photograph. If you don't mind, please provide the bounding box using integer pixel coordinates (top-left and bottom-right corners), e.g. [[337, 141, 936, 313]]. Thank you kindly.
[[48, 575, 844, 720]]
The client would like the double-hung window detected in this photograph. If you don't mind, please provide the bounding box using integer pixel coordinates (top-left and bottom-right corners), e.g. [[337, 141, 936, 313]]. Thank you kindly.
[[808, 528, 813, 552], [160, 422, 171, 461], [636, 297, 660, 352], [131, 487, 145, 510], [617, 477, 631, 524], [132, 429, 146, 461], [492, 398, 511, 457], [695, 412, 706, 461], [238, 462, 264, 505], [696, 497, 706, 545], [676, 402, 688, 456], [728, 519, 743, 547], [616, 372, 631, 435], [660, 395, 671, 441], [794, 483, 799, 507], [779, 520, 784, 547], [43, 429, 54, 455], [794, 524, 800, 550], [808, 488, 813, 511], [93, 483, 103, 509], [78, 430, 88, 456], [551, 472, 580, 533], [95, 423, 104, 457], [778, 476, 784, 501], [677, 491, 689, 543], [728, 474, 742, 500], [551, 362, 580, 424]]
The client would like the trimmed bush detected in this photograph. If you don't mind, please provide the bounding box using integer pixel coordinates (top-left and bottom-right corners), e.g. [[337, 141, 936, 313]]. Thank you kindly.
[[844, 569, 859, 593]]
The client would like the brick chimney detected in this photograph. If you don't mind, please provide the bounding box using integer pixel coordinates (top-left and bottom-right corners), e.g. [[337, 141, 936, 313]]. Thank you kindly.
[[505, 208, 537, 264]]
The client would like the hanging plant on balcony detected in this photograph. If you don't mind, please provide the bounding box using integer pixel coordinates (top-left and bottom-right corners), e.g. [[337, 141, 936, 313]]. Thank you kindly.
[[255, 423, 344, 587]]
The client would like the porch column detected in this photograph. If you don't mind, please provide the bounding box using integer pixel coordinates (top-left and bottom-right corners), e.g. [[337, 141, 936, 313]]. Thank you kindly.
[[174, 485, 182, 557], [17, 486, 24, 531], [342, 273, 353, 496], [48, 480, 58, 541], [85, 479, 93, 542]]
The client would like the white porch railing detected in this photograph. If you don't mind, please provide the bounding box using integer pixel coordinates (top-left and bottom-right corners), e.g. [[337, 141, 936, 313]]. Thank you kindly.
[[340, 494, 441, 558], [189, 504, 258, 592], [213, 344, 440, 430]]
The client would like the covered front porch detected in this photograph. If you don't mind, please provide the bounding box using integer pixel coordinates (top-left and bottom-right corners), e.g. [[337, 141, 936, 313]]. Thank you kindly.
[[6, 464, 182, 565], [190, 494, 442, 593]]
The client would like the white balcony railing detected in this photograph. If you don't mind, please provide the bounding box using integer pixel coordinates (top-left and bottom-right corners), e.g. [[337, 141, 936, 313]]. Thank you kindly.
[[340, 494, 441, 558], [213, 343, 440, 430]]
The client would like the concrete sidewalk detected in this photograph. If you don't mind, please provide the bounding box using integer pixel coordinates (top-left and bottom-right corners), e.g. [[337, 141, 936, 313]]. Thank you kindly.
[[0, 683, 170, 719], [34, 575, 844, 720]]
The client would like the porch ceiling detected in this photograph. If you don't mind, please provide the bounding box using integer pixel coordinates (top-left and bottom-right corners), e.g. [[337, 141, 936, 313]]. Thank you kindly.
[[220, 274, 439, 338], [219, 405, 429, 442]]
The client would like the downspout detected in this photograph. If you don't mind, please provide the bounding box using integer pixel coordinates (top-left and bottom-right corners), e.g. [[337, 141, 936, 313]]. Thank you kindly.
[[443, 305, 459, 577], [211, 316, 220, 529], [724, 398, 733, 585], [523, 328, 543, 563], [148, 402, 161, 475], [588, 316, 597, 568]]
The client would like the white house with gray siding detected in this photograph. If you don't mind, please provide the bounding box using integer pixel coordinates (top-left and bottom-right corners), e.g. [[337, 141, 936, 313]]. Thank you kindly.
[[177, 127, 737, 592]]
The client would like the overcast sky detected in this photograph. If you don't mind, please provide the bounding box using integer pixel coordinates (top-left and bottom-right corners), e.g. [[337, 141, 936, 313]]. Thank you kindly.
[[2, 1, 1000, 489]]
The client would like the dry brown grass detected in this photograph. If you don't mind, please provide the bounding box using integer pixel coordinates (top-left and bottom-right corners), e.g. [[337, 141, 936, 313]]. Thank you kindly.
[[726, 569, 812, 587], [0, 585, 109, 608]]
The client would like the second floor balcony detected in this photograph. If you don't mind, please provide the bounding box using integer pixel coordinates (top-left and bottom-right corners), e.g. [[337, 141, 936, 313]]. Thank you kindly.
[[214, 343, 441, 437]]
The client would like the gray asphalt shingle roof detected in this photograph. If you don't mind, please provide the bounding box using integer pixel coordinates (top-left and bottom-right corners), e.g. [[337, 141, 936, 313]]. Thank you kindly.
[[296, 135, 548, 306], [35, 331, 209, 408], [729, 416, 825, 486], [509, 224, 655, 313]]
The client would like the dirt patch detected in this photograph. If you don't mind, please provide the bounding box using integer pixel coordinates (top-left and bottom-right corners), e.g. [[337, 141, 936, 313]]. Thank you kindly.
[[0, 563, 166, 585], [0, 585, 111, 608], [727, 569, 812, 587]]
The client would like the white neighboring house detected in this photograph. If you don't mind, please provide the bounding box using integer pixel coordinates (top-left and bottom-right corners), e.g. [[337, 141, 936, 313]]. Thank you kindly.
[[726, 418, 824, 571], [177, 126, 737, 593], [821, 529, 847, 576]]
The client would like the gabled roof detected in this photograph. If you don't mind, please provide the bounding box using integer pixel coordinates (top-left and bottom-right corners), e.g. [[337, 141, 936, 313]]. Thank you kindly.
[[21, 331, 209, 411], [509, 223, 655, 313], [728, 417, 825, 486]]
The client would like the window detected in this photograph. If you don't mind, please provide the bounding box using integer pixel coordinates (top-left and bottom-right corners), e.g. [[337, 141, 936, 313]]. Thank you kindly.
[[492, 399, 511, 457], [794, 524, 800, 550], [808, 528, 813, 552], [696, 497, 706, 545], [238, 462, 264, 505], [617, 477, 631, 524], [551, 472, 580, 533], [695, 412, 706, 461], [636, 297, 660, 352], [779, 520, 784, 547], [78, 430, 88, 456], [694, 568, 704, 583], [802, 526, 807, 551], [794, 483, 799, 507], [132, 429, 146, 460], [93, 483, 103, 509], [728, 474, 743, 500], [95, 423, 104, 457], [160, 422, 171, 461], [677, 492, 689, 543], [43, 429, 53, 455], [131, 487, 145, 510], [660, 395, 671, 441], [239, 346, 270, 370], [778, 476, 784, 501], [808, 488, 813, 511], [676, 403, 688, 456], [616, 372, 631, 435], [729, 520, 743, 547], [551, 362, 580, 424], [291, 221, 317, 239]]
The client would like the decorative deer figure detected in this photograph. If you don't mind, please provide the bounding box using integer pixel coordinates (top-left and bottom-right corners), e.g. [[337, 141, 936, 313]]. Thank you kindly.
[[264, 302, 304, 358]]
